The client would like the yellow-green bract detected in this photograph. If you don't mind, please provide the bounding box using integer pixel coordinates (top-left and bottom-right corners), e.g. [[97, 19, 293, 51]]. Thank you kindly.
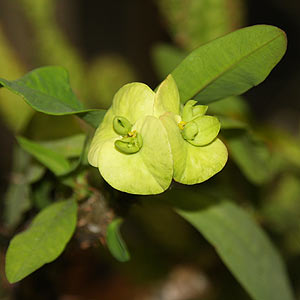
[[88, 75, 227, 194]]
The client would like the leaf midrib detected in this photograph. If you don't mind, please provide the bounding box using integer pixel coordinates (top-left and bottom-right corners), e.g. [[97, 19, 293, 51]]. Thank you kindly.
[[183, 32, 284, 100]]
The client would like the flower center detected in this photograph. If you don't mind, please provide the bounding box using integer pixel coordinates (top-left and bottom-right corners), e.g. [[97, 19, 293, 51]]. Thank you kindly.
[[178, 121, 187, 130], [113, 116, 143, 154]]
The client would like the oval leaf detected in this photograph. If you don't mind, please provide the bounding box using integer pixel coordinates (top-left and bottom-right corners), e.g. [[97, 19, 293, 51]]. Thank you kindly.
[[0, 66, 106, 128], [171, 25, 287, 104], [5, 199, 77, 283], [106, 218, 130, 262]]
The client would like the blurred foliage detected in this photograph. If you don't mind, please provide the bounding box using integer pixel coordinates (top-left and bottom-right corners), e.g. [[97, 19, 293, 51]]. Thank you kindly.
[[0, 27, 34, 132], [156, 0, 245, 50], [0, 0, 300, 299], [0, 0, 135, 136]]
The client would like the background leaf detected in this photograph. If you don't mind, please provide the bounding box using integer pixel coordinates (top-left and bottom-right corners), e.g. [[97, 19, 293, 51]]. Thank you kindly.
[[106, 218, 130, 262], [156, 0, 245, 51], [224, 130, 273, 184], [40, 134, 86, 158], [208, 96, 251, 120], [218, 115, 248, 130], [17, 136, 71, 176], [262, 174, 300, 254], [172, 195, 295, 300], [5, 199, 77, 283], [151, 44, 185, 80], [4, 183, 31, 230], [171, 25, 287, 104], [3, 147, 45, 229]]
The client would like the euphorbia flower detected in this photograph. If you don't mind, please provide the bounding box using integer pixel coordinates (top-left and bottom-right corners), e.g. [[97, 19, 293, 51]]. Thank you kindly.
[[88, 75, 228, 194], [88, 79, 174, 195], [159, 77, 228, 185]]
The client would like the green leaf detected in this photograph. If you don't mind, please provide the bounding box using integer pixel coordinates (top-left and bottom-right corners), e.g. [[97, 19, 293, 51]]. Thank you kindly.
[[171, 25, 287, 104], [225, 131, 273, 184], [40, 134, 86, 158], [78, 110, 106, 128], [17, 136, 71, 176], [106, 218, 130, 262], [173, 196, 295, 300], [5, 199, 77, 283], [0, 66, 105, 128]]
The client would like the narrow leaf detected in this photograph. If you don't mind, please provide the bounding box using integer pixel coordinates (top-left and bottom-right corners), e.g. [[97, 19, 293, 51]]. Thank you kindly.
[[171, 25, 287, 104], [106, 218, 130, 262], [173, 196, 295, 300], [5, 199, 77, 283]]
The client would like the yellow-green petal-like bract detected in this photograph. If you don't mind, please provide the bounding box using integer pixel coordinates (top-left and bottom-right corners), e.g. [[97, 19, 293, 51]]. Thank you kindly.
[[88, 81, 174, 195], [160, 112, 228, 184], [88, 74, 228, 194], [97, 116, 173, 194]]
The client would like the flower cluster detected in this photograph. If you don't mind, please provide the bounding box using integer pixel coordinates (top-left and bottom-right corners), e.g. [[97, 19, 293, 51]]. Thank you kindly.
[[88, 75, 227, 194]]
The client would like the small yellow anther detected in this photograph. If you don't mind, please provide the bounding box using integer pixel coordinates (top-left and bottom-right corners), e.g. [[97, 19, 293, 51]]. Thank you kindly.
[[178, 121, 187, 130], [128, 130, 137, 137]]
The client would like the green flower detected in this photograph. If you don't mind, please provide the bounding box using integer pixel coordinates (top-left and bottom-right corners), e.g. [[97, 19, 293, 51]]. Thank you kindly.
[[159, 78, 228, 185], [88, 75, 228, 194], [88, 79, 174, 195]]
